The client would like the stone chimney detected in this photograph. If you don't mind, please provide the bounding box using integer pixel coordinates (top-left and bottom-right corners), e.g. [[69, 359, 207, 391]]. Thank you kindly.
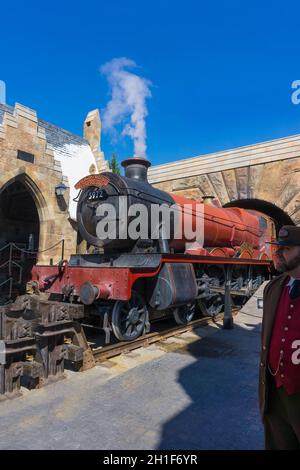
[[84, 109, 109, 172]]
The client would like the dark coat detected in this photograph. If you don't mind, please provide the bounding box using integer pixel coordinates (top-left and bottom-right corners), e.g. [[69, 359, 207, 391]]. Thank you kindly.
[[259, 273, 289, 417]]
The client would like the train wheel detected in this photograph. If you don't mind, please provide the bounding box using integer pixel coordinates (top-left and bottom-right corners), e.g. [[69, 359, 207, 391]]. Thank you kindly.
[[173, 303, 195, 325], [112, 292, 147, 341], [203, 295, 224, 317]]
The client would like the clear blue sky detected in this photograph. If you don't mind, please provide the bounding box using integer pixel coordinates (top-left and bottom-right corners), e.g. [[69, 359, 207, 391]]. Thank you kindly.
[[1, 0, 300, 166]]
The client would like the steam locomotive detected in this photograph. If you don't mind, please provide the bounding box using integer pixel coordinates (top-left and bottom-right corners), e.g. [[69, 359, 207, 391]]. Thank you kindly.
[[0, 156, 294, 398], [29, 157, 291, 342]]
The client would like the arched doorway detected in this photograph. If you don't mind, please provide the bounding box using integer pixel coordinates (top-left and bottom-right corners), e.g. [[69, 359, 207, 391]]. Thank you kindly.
[[0, 179, 40, 302]]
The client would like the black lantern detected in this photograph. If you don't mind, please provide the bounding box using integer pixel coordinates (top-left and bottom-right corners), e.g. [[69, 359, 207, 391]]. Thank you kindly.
[[55, 182, 67, 197]]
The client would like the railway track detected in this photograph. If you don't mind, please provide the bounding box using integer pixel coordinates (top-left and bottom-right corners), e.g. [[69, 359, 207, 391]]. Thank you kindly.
[[92, 309, 239, 363], [0, 300, 239, 399]]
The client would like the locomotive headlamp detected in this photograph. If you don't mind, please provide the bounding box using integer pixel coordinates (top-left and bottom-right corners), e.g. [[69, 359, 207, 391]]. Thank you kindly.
[[55, 182, 67, 197]]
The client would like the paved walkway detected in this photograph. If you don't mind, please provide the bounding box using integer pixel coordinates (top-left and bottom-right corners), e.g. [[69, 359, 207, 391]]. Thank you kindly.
[[0, 285, 266, 450]]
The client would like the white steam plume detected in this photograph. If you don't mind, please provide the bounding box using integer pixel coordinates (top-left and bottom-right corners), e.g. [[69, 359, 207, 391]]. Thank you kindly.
[[100, 57, 152, 158]]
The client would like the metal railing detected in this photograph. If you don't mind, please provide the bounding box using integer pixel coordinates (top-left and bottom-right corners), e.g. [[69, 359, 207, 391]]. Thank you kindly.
[[0, 240, 64, 303], [0, 243, 28, 301]]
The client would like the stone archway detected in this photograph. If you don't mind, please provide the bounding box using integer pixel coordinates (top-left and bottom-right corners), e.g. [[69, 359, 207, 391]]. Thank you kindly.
[[0, 173, 50, 300], [0, 179, 40, 249]]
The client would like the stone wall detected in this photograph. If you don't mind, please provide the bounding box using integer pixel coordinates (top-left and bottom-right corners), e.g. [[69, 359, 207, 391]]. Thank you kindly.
[[0, 103, 76, 264], [148, 134, 300, 225]]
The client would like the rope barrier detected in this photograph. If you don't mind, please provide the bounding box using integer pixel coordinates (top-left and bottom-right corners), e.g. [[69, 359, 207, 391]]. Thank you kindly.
[[10, 239, 64, 255], [0, 243, 13, 253]]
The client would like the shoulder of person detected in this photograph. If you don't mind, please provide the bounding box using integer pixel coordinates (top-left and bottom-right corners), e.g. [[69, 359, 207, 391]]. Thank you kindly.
[[263, 273, 288, 297]]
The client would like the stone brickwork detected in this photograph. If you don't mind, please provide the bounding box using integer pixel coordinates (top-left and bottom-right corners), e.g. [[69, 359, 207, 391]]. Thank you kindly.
[[0, 103, 108, 264], [148, 134, 300, 225], [84, 109, 109, 173], [0, 103, 75, 263]]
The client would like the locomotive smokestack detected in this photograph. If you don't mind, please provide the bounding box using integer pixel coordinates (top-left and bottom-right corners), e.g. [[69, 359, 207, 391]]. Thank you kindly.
[[121, 156, 151, 182]]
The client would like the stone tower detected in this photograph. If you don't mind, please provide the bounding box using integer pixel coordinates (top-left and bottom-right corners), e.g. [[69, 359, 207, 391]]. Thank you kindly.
[[83, 109, 109, 173]]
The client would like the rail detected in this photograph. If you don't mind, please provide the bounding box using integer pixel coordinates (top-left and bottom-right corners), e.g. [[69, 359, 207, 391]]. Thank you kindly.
[[92, 309, 239, 363]]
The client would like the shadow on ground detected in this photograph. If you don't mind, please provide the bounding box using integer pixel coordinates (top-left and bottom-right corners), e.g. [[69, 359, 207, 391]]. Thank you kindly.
[[157, 318, 264, 450]]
